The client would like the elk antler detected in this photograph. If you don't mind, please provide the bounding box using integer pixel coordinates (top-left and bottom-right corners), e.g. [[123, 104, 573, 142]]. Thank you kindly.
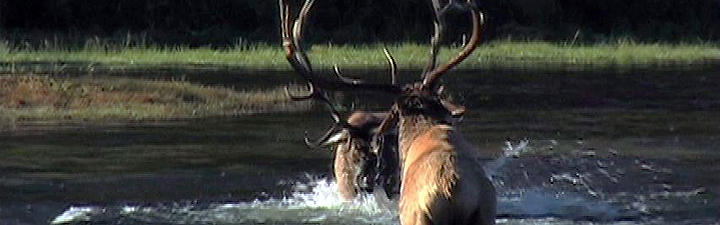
[[332, 65, 365, 85], [279, 0, 400, 93], [280, 0, 315, 82], [332, 46, 398, 86], [280, 0, 401, 148], [421, 0, 484, 91], [423, 0, 449, 77], [383, 47, 398, 85], [280, 0, 343, 148], [284, 82, 348, 148], [372, 0, 482, 147]]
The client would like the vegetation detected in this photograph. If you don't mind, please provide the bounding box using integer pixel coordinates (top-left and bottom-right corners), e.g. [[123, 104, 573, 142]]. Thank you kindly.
[[2, 0, 718, 44], [0, 75, 312, 121], [1, 41, 718, 72], [1, 39, 717, 121], [476, 40, 720, 69]]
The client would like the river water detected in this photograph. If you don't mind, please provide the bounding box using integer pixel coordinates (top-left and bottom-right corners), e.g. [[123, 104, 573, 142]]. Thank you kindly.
[[1, 67, 718, 224]]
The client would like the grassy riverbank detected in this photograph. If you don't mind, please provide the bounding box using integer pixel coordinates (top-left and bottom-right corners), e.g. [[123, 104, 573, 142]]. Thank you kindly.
[[0, 75, 312, 121], [1, 40, 718, 121], [2, 41, 718, 72]]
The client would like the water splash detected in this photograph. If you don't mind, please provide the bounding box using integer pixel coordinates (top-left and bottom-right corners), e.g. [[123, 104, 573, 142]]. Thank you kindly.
[[482, 140, 630, 221], [497, 187, 625, 221], [52, 178, 398, 225], [52, 207, 101, 224], [51, 139, 718, 224], [484, 139, 532, 178]]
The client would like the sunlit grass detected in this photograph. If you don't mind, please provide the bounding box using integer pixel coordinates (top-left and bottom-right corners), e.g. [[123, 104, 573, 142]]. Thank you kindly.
[[1, 41, 718, 71], [1, 40, 717, 121], [0, 75, 312, 121], [478, 40, 720, 69]]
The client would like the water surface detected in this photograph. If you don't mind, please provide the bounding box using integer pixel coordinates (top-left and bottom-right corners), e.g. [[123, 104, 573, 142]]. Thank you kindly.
[[1, 67, 719, 224], [1, 109, 717, 224]]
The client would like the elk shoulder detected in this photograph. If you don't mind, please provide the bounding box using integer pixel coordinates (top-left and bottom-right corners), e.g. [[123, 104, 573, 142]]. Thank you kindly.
[[400, 125, 495, 224]]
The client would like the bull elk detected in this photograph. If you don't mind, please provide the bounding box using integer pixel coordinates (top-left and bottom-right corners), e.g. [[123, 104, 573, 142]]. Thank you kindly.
[[279, 0, 400, 200], [279, 0, 495, 224], [385, 1, 496, 224]]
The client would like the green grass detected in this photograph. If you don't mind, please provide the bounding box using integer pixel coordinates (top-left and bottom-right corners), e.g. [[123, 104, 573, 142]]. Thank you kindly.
[[0, 75, 313, 121], [478, 40, 720, 69], [1, 41, 718, 71], [1, 40, 717, 121]]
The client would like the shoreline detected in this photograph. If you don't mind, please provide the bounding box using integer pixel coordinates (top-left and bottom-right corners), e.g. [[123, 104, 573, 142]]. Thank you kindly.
[[1, 41, 718, 122], [0, 75, 313, 122]]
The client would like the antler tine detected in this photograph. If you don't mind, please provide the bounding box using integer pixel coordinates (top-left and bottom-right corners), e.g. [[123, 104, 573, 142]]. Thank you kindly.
[[284, 80, 349, 146], [334, 47, 397, 86], [318, 93, 344, 124], [422, 0, 454, 77], [279, 0, 290, 40], [280, 0, 315, 82], [333, 64, 364, 84], [423, 16, 443, 77], [284, 82, 353, 121], [304, 89, 352, 149], [383, 48, 398, 85], [284, 83, 316, 101], [287, 81, 351, 148], [303, 123, 341, 148], [293, 0, 315, 53], [284, 82, 341, 124], [281, 0, 400, 94], [422, 1, 484, 91]]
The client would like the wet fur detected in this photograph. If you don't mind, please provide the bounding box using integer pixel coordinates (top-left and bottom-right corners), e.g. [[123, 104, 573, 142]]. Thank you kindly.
[[397, 95, 496, 225], [331, 112, 400, 200]]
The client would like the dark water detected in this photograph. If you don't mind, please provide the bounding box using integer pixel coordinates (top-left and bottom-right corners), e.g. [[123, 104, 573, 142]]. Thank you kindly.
[[1, 67, 719, 224]]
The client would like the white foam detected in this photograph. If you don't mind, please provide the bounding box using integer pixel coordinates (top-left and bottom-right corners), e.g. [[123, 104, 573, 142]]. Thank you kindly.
[[53, 142, 687, 224], [51, 206, 99, 224], [498, 187, 624, 221], [484, 139, 532, 178], [52, 178, 398, 224]]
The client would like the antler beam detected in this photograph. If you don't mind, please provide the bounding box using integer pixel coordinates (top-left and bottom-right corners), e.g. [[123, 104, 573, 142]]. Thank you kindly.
[[280, 0, 402, 148], [421, 0, 484, 91]]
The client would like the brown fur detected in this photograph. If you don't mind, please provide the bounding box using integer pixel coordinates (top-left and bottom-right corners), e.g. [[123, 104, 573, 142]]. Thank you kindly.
[[277, 0, 492, 221], [329, 111, 400, 200], [333, 135, 365, 199], [396, 98, 496, 225]]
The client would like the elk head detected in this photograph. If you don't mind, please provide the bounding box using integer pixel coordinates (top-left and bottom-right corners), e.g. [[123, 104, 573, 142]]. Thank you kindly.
[[305, 111, 400, 199], [373, 0, 481, 163]]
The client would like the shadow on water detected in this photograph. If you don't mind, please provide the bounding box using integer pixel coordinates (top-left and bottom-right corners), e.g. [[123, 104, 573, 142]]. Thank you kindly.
[[1, 65, 719, 224]]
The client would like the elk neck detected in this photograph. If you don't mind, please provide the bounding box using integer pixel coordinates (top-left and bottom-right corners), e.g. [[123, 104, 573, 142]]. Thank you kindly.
[[397, 113, 450, 161]]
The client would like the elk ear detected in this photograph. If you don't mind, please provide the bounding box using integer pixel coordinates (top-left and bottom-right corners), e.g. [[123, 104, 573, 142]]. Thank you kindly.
[[441, 99, 466, 123], [436, 85, 465, 116], [321, 131, 348, 147]]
